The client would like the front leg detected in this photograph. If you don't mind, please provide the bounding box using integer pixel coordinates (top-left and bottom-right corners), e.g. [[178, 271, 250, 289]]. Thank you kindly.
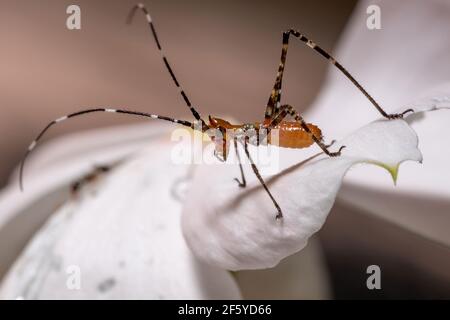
[[273, 29, 414, 119], [242, 137, 283, 220], [233, 136, 247, 188]]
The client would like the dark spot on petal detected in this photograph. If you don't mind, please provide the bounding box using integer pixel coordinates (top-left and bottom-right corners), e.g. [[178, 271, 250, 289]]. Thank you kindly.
[[98, 278, 116, 293]]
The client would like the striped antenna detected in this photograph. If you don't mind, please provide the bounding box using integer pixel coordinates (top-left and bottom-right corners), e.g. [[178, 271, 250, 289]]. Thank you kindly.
[[19, 108, 193, 191], [127, 3, 207, 128]]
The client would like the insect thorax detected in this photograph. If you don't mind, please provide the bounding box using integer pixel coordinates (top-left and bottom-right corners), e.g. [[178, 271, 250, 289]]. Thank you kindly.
[[234, 123, 270, 146]]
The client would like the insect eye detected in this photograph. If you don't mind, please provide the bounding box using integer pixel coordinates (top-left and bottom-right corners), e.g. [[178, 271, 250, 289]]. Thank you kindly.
[[208, 115, 219, 127]]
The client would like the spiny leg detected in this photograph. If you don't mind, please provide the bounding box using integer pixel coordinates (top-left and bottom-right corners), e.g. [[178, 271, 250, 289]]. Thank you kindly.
[[127, 3, 208, 130], [287, 29, 414, 118], [264, 31, 290, 121], [19, 108, 193, 191], [233, 136, 246, 188], [265, 29, 414, 120], [243, 137, 283, 220], [324, 139, 336, 148], [212, 127, 230, 162], [268, 104, 345, 157], [285, 104, 345, 156]]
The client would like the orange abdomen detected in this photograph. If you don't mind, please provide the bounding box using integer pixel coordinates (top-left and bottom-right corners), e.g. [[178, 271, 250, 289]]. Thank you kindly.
[[267, 121, 322, 149]]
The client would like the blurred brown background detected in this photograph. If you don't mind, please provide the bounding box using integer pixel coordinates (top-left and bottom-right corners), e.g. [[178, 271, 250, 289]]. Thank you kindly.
[[2, 0, 449, 299]]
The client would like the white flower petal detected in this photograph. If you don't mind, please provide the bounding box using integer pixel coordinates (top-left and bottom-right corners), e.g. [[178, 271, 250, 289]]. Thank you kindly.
[[307, 0, 450, 135], [339, 88, 450, 246], [303, 0, 450, 245], [0, 140, 241, 299], [0, 123, 166, 229], [181, 119, 421, 270], [0, 123, 171, 280]]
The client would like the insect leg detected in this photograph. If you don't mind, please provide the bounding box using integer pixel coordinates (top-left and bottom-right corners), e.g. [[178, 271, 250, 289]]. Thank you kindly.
[[127, 3, 208, 129], [233, 136, 246, 188], [19, 108, 193, 191], [264, 31, 290, 121], [284, 29, 413, 119], [243, 137, 282, 219], [280, 104, 345, 157]]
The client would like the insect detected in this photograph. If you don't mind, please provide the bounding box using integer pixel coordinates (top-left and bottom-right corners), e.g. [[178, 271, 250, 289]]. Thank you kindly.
[[19, 3, 413, 219]]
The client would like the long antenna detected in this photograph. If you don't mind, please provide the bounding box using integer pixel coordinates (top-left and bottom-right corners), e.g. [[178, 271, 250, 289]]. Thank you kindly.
[[19, 108, 193, 191], [127, 3, 208, 129]]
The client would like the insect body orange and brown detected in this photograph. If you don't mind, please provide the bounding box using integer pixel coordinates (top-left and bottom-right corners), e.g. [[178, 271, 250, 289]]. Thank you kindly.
[[266, 121, 322, 149], [207, 116, 323, 161]]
